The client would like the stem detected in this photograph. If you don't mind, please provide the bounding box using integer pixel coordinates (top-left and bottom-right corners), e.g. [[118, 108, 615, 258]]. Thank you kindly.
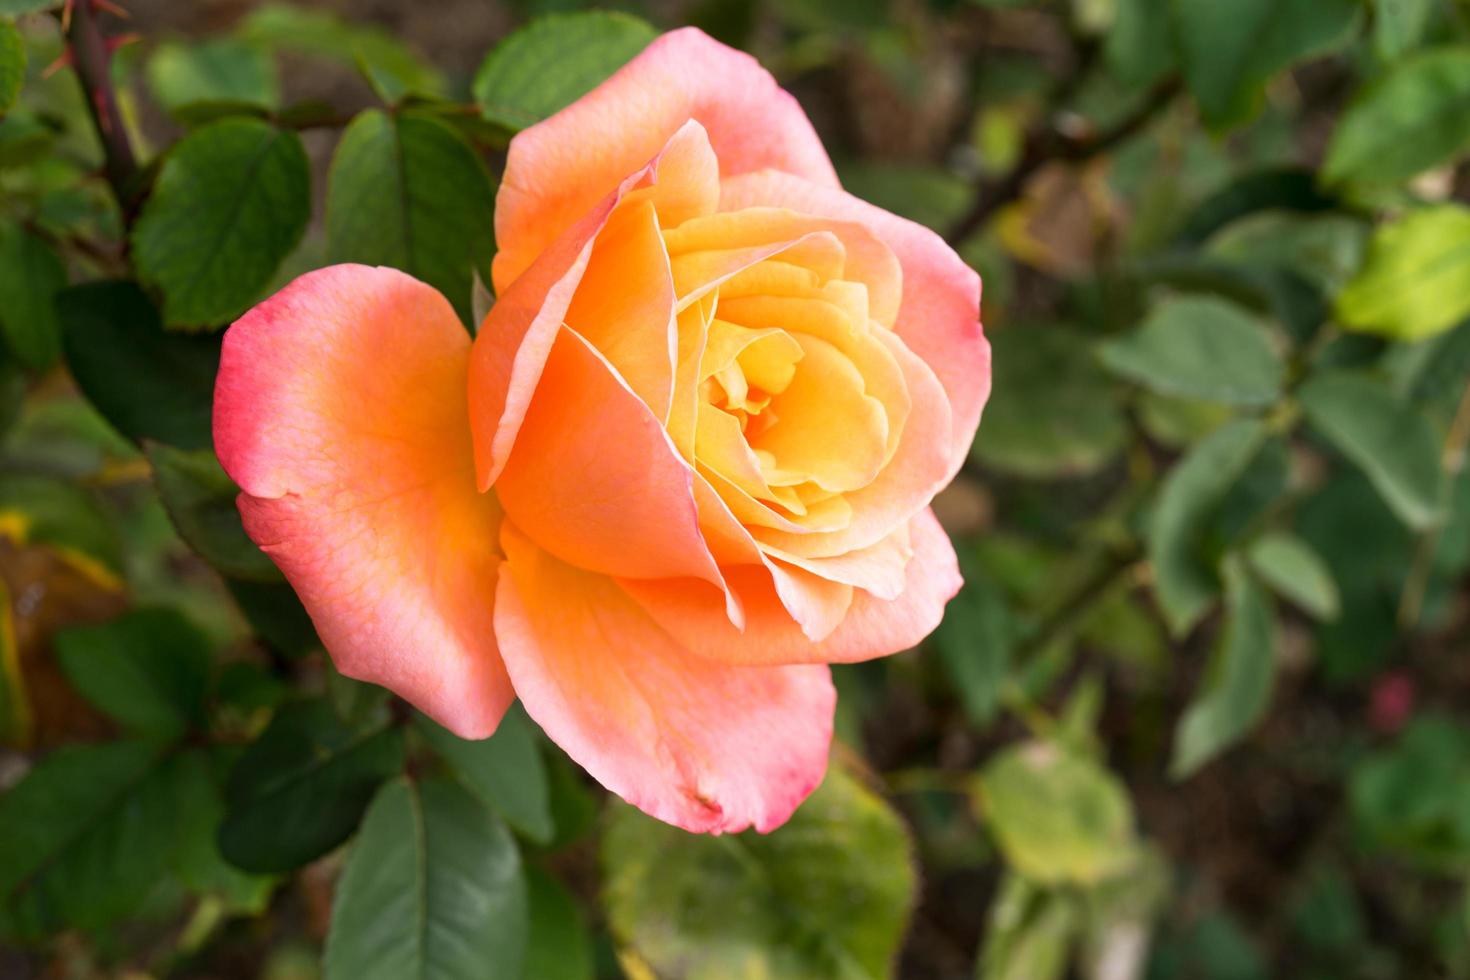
[[945, 75, 1181, 248], [1399, 378, 1470, 629], [62, 0, 140, 219]]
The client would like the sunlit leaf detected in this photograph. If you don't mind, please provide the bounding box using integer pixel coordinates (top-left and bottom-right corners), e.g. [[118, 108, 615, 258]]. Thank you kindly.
[[1247, 533, 1340, 620], [146, 39, 279, 120], [977, 874, 1078, 980], [1336, 205, 1470, 342], [603, 766, 915, 979], [977, 741, 1136, 886]]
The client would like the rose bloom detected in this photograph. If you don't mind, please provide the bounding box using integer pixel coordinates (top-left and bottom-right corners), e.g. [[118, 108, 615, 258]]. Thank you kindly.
[[214, 28, 990, 833]]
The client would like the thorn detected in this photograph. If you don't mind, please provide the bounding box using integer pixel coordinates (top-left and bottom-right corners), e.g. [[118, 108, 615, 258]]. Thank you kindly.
[[40, 50, 74, 79], [106, 31, 140, 52], [60, 0, 74, 33], [93, 0, 131, 19]]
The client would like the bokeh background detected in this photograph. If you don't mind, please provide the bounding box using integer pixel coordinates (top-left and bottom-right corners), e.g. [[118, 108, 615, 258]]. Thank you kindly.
[[2, 0, 1469, 978]]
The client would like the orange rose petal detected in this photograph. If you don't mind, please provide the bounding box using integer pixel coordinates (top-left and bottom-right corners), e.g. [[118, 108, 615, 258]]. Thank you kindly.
[[493, 28, 838, 290], [564, 200, 677, 418], [620, 508, 961, 666], [495, 326, 733, 600], [215, 265, 513, 738], [721, 171, 990, 475], [495, 523, 834, 834]]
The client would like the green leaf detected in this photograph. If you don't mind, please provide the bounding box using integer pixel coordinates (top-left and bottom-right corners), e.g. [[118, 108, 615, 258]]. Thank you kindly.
[[603, 766, 916, 979], [1173, 168, 1337, 248], [1106, 0, 1175, 89], [0, 473, 122, 579], [1350, 715, 1470, 867], [0, 220, 66, 371], [1336, 205, 1470, 342], [55, 608, 211, 738], [132, 118, 311, 328], [238, 4, 443, 100], [0, 18, 23, 115], [1299, 370, 1443, 530], [976, 874, 1079, 980], [325, 777, 528, 980], [1373, 0, 1435, 61], [1324, 48, 1470, 189], [146, 39, 279, 120], [219, 700, 404, 873], [170, 748, 276, 913], [0, 741, 184, 939], [326, 110, 496, 325], [148, 443, 280, 582], [1171, 0, 1360, 129], [935, 576, 1015, 728], [836, 162, 970, 232], [971, 326, 1127, 478], [1246, 533, 1340, 620], [1170, 559, 1277, 778], [414, 704, 553, 844], [524, 866, 593, 980], [225, 579, 321, 659], [473, 12, 656, 131], [1099, 296, 1284, 407], [59, 281, 221, 449], [977, 741, 1136, 886], [1149, 418, 1268, 636]]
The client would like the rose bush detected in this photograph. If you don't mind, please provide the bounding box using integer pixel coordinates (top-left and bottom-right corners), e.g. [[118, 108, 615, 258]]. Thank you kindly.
[[214, 27, 989, 833]]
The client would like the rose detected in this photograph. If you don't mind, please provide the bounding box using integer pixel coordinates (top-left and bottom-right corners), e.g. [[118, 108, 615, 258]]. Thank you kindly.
[[214, 27, 990, 833]]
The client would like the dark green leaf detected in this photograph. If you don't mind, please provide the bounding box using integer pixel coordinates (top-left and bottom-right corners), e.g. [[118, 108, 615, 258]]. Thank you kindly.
[[977, 741, 1136, 885], [1246, 533, 1340, 620], [1171, 560, 1277, 778], [0, 220, 66, 371], [1149, 419, 1268, 636], [836, 162, 970, 232], [145, 40, 280, 119], [523, 866, 593, 980], [473, 12, 656, 131], [170, 748, 276, 913], [148, 442, 280, 582], [1174, 168, 1336, 247], [59, 281, 221, 449], [220, 700, 404, 873], [326, 110, 496, 324], [132, 118, 311, 328], [935, 576, 1015, 727], [1350, 715, 1470, 867], [1299, 370, 1443, 530], [1336, 204, 1470, 342], [0, 741, 183, 939], [1324, 48, 1470, 189], [225, 578, 322, 659], [0, 472, 121, 579], [0, 19, 23, 115], [971, 326, 1127, 478], [1106, 0, 1175, 89], [1171, 0, 1360, 129], [55, 607, 211, 738], [1099, 296, 1284, 406], [325, 777, 527, 980], [415, 704, 553, 844], [603, 766, 916, 979]]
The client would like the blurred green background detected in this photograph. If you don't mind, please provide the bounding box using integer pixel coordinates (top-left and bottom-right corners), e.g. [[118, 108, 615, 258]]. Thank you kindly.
[[1, 0, 1469, 977]]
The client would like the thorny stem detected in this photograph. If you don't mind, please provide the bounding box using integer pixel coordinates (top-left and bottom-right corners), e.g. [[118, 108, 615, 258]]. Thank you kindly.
[[61, 0, 141, 220], [944, 75, 1182, 248], [1399, 378, 1470, 630]]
